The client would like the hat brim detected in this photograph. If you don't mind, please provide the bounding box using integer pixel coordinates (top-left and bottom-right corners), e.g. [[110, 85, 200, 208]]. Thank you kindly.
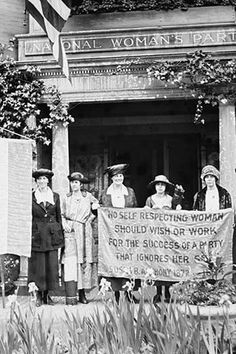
[[148, 180, 175, 195], [68, 176, 90, 184], [32, 171, 54, 179]]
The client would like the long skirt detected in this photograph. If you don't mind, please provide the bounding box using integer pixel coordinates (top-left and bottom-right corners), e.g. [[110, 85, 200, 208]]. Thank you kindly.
[[63, 235, 98, 290], [28, 250, 59, 291]]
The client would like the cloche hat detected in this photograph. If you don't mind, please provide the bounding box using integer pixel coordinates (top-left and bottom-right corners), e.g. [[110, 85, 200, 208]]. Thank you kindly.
[[32, 168, 54, 180], [201, 165, 220, 181], [67, 172, 90, 184], [104, 163, 129, 178]]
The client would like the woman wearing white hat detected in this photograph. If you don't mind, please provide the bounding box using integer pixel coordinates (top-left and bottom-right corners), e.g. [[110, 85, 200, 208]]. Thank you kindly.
[[145, 175, 184, 303], [61, 172, 99, 305], [193, 165, 232, 211]]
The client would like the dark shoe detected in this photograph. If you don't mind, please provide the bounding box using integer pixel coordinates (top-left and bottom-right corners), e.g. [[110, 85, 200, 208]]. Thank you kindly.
[[36, 291, 42, 307], [47, 295, 54, 305], [78, 289, 88, 304], [42, 291, 54, 305]]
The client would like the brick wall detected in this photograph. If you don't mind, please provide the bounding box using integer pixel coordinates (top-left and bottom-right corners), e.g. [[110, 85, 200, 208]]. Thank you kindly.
[[0, 0, 28, 58]]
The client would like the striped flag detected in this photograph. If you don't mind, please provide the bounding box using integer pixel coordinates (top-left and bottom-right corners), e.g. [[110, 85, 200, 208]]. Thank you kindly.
[[26, 0, 71, 79]]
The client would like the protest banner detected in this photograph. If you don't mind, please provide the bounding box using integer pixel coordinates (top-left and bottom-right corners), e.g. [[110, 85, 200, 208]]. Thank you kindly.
[[98, 207, 234, 282], [0, 138, 32, 257]]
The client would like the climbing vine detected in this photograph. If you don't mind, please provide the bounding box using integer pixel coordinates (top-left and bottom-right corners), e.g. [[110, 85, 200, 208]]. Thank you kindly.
[[0, 48, 74, 145], [70, 0, 236, 15], [147, 50, 236, 123]]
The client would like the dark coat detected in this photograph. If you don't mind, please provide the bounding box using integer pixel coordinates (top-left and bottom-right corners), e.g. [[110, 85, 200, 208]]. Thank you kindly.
[[32, 192, 64, 252], [100, 186, 137, 207], [193, 185, 232, 211]]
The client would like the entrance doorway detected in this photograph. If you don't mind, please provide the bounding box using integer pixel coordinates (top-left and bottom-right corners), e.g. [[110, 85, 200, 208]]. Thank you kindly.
[[109, 134, 199, 208]]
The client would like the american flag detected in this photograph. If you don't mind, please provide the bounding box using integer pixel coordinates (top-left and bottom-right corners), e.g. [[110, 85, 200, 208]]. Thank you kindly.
[[26, 0, 71, 79]]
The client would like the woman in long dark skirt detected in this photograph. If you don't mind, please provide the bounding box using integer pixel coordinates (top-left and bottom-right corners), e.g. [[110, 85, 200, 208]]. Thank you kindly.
[[28, 168, 64, 306]]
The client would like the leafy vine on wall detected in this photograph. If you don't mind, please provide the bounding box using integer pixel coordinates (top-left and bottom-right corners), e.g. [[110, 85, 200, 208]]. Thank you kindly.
[[70, 0, 236, 15], [0, 49, 74, 145], [147, 50, 236, 123]]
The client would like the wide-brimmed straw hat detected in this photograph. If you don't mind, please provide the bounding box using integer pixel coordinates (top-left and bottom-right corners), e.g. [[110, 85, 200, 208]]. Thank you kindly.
[[148, 175, 174, 192], [201, 165, 220, 181], [104, 163, 129, 178], [67, 172, 90, 184], [32, 168, 54, 180]]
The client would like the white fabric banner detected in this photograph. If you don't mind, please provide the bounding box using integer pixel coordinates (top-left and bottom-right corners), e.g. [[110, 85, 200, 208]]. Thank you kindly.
[[0, 138, 32, 257]]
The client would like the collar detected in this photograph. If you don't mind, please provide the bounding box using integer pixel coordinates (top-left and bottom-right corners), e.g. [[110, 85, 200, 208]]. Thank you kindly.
[[106, 183, 128, 196], [34, 187, 55, 205]]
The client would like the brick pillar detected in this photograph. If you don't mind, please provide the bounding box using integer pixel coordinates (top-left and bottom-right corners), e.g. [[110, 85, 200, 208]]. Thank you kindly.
[[51, 122, 70, 199], [219, 101, 236, 283], [219, 101, 236, 208]]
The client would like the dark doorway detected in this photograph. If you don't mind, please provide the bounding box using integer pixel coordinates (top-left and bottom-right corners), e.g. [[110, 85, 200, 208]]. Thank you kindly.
[[109, 134, 199, 208]]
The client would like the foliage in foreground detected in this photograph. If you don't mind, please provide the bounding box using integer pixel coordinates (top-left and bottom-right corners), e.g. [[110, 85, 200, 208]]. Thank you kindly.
[[0, 294, 236, 353]]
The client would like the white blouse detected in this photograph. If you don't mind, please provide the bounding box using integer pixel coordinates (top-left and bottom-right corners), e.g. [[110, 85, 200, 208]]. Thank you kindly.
[[106, 183, 128, 208], [205, 187, 220, 211]]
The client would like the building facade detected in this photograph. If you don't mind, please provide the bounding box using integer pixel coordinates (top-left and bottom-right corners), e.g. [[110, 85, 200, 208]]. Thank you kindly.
[[16, 5, 236, 209], [2, 2, 236, 285]]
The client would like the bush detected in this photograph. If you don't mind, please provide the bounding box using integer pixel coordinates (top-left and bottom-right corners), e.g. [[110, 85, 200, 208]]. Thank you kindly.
[[0, 254, 20, 295]]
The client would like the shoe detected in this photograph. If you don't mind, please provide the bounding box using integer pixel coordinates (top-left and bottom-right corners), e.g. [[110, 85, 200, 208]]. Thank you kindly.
[[78, 289, 88, 304], [36, 291, 42, 307], [42, 291, 54, 305]]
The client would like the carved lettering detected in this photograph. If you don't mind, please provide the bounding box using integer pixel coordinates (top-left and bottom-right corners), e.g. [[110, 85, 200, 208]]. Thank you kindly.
[[148, 36, 159, 46], [123, 37, 134, 47], [111, 38, 123, 48], [136, 37, 147, 46], [24, 28, 236, 56]]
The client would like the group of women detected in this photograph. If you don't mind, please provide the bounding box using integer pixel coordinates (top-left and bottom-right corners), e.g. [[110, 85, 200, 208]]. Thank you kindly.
[[29, 163, 232, 306]]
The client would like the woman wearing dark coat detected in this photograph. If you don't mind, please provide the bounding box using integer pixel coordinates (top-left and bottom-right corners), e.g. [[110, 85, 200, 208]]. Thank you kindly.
[[28, 168, 64, 306], [100, 163, 139, 302], [193, 165, 232, 211]]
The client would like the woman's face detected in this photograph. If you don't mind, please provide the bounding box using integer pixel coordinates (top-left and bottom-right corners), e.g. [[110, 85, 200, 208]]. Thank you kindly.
[[112, 173, 124, 185], [70, 179, 81, 192], [204, 174, 216, 188], [155, 182, 166, 195], [36, 175, 49, 189]]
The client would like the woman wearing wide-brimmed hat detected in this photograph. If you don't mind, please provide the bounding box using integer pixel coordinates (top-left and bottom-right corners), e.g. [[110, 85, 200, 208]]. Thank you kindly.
[[61, 172, 99, 305], [193, 165, 232, 211], [100, 163, 139, 303], [145, 174, 184, 303], [28, 168, 64, 306]]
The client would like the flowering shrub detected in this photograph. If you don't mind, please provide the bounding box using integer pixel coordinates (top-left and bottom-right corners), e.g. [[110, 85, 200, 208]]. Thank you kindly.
[[0, 254, 20, 295], [147, 50, 236, 123], [171, 247, 236, 305]]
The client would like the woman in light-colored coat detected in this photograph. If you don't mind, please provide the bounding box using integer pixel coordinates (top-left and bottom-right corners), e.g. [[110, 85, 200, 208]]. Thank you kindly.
[[62, 172, 99, 305]]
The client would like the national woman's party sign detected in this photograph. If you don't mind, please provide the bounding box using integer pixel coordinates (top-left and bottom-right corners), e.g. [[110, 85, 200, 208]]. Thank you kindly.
[[98, 207, 234, 281]]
